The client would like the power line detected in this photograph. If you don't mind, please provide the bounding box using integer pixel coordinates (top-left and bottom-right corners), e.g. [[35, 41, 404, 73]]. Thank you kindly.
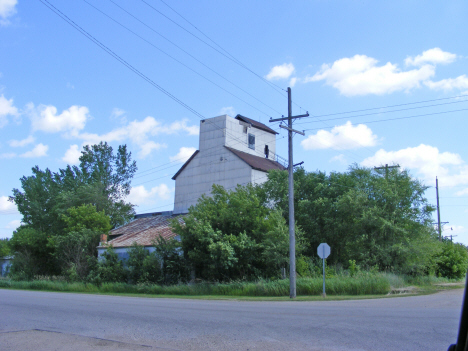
[[138, 0, 286, 96], [98, 0, 283, 117], [303, 107, 468, 132], [296, 98, 468, 126]]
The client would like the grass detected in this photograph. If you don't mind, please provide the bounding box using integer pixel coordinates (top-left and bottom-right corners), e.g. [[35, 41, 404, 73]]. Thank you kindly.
[[0, 273, 463, 300]]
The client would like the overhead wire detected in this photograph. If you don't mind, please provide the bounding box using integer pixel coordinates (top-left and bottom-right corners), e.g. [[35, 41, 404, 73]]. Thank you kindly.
[[102, 0, 283, 117], [138, 0, 286, 96], [82, 0, 279, 119]]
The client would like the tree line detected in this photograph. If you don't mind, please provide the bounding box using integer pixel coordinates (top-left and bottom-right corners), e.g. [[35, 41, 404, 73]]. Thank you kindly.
[[2, 143, 467, 283]]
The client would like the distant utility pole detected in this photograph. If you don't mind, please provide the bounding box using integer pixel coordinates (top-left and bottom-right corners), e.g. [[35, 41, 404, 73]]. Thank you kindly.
[[374, 164, 400, 180], [434, 177, 450, 241], [269, 87, 308, 299]]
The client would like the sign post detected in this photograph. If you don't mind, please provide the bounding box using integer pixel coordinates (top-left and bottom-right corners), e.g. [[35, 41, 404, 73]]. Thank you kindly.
[[317, 243, 331, 297]]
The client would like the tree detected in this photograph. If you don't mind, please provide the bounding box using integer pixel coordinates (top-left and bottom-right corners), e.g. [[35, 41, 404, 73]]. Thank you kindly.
[[172, 184, 304, 281], [436, 242, 468, 279], [262, 165, 438, 274], [8, 142, 136, 277], [0, 239, 10, 257]]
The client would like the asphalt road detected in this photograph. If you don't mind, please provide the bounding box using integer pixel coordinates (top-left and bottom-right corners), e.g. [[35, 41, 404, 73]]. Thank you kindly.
[[0, 288, 464, 351]]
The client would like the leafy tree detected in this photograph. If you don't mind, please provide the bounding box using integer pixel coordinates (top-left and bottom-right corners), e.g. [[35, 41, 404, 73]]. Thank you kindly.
[[436, 242, 468, 279], [54, 229, 101, 281], [9, 226, 58, 278], [262, 165, 438, 273], [172, 184, 304, 281], [0, 239, 10, 257], [10, 141, 137, 233], [153, 237, 189, 285], [62, 204, 112, 234]]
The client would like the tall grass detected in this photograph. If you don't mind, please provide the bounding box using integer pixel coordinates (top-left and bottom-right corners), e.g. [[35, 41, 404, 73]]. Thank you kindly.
[[0, 273, 391, 296]]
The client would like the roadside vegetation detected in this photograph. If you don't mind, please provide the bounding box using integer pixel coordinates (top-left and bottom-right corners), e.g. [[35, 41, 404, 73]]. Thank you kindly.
[[1, 143, 467, 298]]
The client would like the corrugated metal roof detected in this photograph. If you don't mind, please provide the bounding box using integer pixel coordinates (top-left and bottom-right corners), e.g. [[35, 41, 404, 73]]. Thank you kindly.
[[235, 114, 278, 135], [106, 214, 184, 248], [225, 146, 287, 172]]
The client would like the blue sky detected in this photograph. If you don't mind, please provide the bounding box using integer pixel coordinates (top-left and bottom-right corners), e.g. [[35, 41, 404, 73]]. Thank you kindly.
[[1, 1, 468, 244]]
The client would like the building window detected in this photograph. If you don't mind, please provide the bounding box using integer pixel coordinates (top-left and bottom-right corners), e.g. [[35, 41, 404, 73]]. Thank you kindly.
[[248, 133, 255, 150], [243, 126, 248, 134], [264, 145, 269, 158]]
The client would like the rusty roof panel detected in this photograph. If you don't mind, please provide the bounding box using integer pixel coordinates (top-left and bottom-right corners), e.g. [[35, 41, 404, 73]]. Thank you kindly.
[[107, 214, 184, 248]]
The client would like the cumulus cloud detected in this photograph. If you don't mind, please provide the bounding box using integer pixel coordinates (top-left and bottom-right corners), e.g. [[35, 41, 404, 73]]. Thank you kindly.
[[0, 0, 17, 25], [0, 152, 16, 159], [301, 122, 378, 150], [170, 147, 197, 163], [6, 219, 21, 229], [0, 196, 16, 211], [29, 104, 89, 134], [128, 184, 172, 206], [219, 106, 236, 117], [77, 117, 198, 158], [305, 54, 435, 96], [62, 144, 81, 165], [265, 63, 295, 80], [361, 144, 468, 186], [9, 135, 35, 147], [425, 75, 468, 91], [405, 48, 457, 67], [0, 94, 19, 128], [330, 154, 347, 164], [20, 143, 49, 158], [455, 188, 468, 196]]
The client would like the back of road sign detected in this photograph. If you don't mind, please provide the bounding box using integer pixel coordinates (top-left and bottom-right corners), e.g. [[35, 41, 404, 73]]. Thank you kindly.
[[317, 243, 330, 259]]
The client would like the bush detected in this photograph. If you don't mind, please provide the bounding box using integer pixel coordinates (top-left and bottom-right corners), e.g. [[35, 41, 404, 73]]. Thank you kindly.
[[436, 242, 468, 279]]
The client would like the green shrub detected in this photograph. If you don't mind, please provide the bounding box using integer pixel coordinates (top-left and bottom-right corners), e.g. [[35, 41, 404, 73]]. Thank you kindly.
[[436, 242, 468, 279]]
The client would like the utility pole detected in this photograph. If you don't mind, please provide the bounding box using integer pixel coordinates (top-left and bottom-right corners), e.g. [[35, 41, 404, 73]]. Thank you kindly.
[[436, 177, 442, 241], [374, 164, 400, 180], [269, 87, 308, 299]]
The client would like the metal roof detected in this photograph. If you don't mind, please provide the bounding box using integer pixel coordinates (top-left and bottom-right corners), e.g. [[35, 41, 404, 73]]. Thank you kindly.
[[225, 146, 286, 172], [106, 214, 184, 248], [235, 114, 278, 135]]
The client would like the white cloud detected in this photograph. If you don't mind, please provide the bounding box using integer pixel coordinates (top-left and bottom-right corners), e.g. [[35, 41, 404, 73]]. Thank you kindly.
[[0, 0, 17, 25], [9, 135, 35, 147], [0, 94, 19, 128], [0, 196, 15, 211], [30, 104, 89, 133], [361, 144, 468, 186], [289, 77, 298, 87], [76, 116, 198, 158], [20, 143, 49, 158], [128, 184, 172, 206], [219, 106, 236, 117], [425, 75, 468, 91], [455, 188, 468, 196], [405, 48, 457, 67], [330, 154, 347, 164], [306, 54, 435, 96], [170, 147, 197, 163], [6, 219, 21, 229], [301, 122, 378, 150], [0, 152, 16, 159], [265, 63, 295, 80], [62, 144, 81, 165]]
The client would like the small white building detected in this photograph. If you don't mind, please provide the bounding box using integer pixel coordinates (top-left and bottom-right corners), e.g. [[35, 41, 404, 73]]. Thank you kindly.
[[172, 114, 285, 214], [99, 114, 285, 254]]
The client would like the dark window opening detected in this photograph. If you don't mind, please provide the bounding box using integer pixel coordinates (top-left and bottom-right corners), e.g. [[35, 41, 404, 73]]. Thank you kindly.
[[264, 145, 269, 158], [248, 134, 255, 150]]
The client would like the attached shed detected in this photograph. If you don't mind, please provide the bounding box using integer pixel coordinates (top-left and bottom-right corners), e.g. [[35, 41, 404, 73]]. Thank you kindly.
[[98, 212, 184, 261]]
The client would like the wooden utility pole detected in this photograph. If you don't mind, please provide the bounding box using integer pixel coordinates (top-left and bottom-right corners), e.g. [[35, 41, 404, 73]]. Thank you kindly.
[[374, 164, 400, 180], [269, 87, 308, 299], [436, 177, 442, 241]]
